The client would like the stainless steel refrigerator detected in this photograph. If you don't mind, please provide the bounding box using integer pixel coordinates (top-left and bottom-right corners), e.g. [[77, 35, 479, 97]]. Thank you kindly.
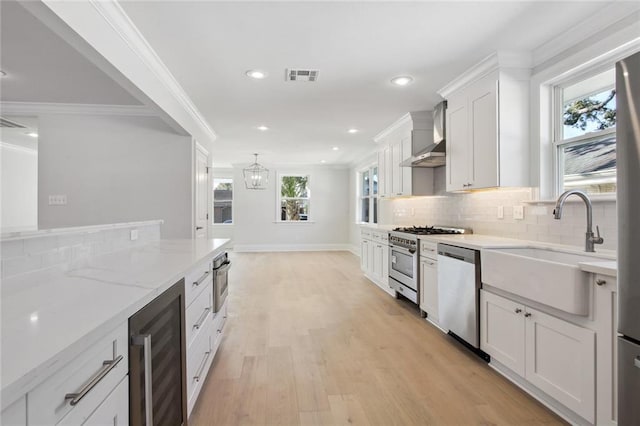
[[617, 50, 640, 426]]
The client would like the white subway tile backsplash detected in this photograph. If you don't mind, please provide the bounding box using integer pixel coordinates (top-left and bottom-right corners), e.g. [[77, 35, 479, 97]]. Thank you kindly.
[[1, 222, 162, 278]]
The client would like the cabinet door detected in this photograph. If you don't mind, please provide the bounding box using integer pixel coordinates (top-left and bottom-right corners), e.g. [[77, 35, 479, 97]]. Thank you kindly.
[[525, 307, 595, 423], [367, 238, 375, 277], [401, 134, 412, 196], [468, 75, 499, 189], [420, 258, 439, 322], [391, 140, 403, 196], [73, 378, 128, 426], [377, 150, 386, 197], [384, 146, 393, 197], [381, 244, 389, 288], [445, 96, 469, 192], [480, 290, 526, 376], [360, 240, 368, 271], [373, 243, 384, 283]]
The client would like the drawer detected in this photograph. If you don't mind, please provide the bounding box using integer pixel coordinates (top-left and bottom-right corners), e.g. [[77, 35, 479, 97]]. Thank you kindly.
[[185, 259, 213, 308], [58, 376, 128, 426], [420, 240, 438, 259], [380, 232, 389, 242], [212, 301, 228, 354], [186, 283, 213, 350], [371, 233, 381, 241], [361, 229, 372, 239], [29, 322, 128, 425], [186, 327, 213, 416]]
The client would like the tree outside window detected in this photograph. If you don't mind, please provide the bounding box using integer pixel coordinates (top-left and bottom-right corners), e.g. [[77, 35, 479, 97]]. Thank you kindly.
[[213, 178, 233, 224], [556, 68, 617, 195], [279, 175, 310, 221]]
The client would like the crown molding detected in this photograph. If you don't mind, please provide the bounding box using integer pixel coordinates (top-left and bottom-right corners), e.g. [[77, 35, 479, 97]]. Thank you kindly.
[[86, 1, 217, 142], [533, 3, 640, 70], [373, 111, 432, 143], [437, 51, 532, 99], [0, 101, 155, 116]]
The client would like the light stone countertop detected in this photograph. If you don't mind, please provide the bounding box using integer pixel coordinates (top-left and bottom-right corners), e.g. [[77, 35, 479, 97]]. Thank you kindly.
[[1, 238, 230, 409]]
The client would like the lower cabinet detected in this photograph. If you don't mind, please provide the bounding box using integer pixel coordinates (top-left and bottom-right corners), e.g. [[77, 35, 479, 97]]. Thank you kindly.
[[77, 377, 128, 426], [360, 229, 391, 293], [419, 256, 439, 323], [480, 290, 595, 423]]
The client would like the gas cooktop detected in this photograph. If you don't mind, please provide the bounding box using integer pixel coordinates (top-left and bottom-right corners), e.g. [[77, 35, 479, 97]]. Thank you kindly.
[[392, 225, 471, 235]]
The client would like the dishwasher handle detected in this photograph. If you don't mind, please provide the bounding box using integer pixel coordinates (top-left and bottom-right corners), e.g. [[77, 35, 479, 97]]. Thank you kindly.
[[440, 252, 466, 262]]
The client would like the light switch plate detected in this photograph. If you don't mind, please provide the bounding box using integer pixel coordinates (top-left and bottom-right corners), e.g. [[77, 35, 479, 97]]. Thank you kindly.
[[513, 205, 525, 220], [497, 206, 504, 219], [48, 195, 67, 206], [130, 230, 139, 241]]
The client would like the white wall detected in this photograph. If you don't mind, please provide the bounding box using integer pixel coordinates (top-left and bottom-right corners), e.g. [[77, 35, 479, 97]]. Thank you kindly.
[[233, 166, 350, 251], [1, 144, 38, 231], [38, 114, 193, 238]]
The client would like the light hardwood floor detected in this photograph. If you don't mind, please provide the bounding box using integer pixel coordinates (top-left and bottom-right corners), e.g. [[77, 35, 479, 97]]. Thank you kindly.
[[190, 251, 564, 425]]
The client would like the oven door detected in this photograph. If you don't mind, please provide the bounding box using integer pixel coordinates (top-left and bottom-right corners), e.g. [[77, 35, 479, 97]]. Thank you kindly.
[[213, 261, 231, 313], [389, 245, 417, 291]]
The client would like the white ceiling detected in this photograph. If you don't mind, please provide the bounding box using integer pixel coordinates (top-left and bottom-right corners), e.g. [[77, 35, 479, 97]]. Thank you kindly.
[[120, 1, 613, 167], [0, 1, 140, 106]]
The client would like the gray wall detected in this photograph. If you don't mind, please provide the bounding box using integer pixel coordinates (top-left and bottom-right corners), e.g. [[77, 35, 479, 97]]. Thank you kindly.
[[38, 114, 193, 238]]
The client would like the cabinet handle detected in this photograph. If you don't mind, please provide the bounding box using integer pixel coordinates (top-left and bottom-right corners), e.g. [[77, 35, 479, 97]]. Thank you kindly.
[[193, 271, 210, 287], [524, 312, 532, 318], [193, 307, 211, 330], [397, 193, 402, 196], [515, 308, 522, 314], [426, 261, 435, 266], [194, 351, 211, 382], [596, 279, 607, 286], [65, 355, 124, 406]]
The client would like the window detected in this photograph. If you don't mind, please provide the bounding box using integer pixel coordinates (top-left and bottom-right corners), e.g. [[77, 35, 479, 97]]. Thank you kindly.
[[359, 165, 378, 223], [213, 178, 233, 224], [555, 68, 616, 195], [278, 175, 310, 221]]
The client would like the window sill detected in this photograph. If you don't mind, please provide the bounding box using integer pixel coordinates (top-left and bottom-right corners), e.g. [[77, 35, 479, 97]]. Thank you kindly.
[[524, 193, 616, 205], [274, 221, 316, 224], [212, 223, 234, 226]]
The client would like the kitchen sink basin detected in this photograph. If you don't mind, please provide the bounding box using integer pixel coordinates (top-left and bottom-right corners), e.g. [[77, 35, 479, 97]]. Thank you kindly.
[[481, 247, 611, 315]]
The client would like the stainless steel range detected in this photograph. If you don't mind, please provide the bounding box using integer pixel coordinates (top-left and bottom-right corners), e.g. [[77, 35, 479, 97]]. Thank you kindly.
[[388, 226, 470, 304]]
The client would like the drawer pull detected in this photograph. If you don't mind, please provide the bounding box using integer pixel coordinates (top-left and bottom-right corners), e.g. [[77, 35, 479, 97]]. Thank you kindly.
[[193, 271, 210, 287], [65, 355, 124, 406], [193, 307, 211, 330], [194, 351, 211, 382], [596, 279, 607, 286]]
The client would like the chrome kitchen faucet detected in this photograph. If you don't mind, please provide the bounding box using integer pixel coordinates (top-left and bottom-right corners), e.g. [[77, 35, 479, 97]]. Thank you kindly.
[[553, 190, 604, 252]]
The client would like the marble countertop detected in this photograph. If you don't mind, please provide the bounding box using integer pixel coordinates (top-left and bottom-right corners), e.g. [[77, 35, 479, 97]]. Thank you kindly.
[[578, 260, 617, 277], [417, 234, 527, 250], [1, 238, 230, 409]]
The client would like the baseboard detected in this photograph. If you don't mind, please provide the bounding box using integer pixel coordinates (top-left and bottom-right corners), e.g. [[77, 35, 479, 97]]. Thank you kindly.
[[348, 244, 360, 257], [233, 243, 353, 253]]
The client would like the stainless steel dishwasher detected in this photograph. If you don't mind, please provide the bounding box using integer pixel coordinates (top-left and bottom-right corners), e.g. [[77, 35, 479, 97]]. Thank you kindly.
[[437, 244, 488, 361]]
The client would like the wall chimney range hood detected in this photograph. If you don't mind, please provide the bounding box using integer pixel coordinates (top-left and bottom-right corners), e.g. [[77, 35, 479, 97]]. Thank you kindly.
[[401, 101, 446, 168]]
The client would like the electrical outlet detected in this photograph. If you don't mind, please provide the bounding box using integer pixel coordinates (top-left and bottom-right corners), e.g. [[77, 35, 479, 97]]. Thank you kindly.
[[497, 206, 504, 219], [513, 205, 525, 220], [48, 195, 67, 206], [130, 230, 139, 241]]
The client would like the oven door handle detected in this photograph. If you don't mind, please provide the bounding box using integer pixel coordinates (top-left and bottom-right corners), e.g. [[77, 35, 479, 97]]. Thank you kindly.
[[390, 245, 416, 255], [214, 261, 232, 275]]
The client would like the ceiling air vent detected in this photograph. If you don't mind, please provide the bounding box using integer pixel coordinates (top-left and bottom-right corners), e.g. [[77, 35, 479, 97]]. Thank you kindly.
[[285, 69, 319, 82], [0, 117, 27, 128]]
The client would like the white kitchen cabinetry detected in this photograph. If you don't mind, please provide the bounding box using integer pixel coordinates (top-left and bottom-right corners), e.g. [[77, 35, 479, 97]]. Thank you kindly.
[[67, 377, 128, 426], [1, 396, 26, 426], [480, 290, 595, 423], [594, 274, 618, 426], [375, 112, 435, 197], [360, 228, 392, 295], [438, 52, 531, 192], [28, 323, 129, 425], [419, 240, 439, 325]]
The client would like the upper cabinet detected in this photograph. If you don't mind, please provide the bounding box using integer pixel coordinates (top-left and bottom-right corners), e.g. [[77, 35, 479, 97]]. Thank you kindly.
[[438, 52, 532, 192], [375, 111, 435, 197]]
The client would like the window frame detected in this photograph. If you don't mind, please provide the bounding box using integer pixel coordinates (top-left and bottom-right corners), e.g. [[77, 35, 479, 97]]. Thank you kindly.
[[212, 176, 234, 225], [552, 66, 617, 197], [358, 164, 378, 224], [276, 173, 312, 223]]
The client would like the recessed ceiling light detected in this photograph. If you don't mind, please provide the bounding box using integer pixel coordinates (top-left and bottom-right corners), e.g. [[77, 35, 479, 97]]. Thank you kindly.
[[246, 70, 267, 79], [257, 125, 269, 131], [332, 147, 339, 151], [347, 128, 359, 134], [26, 132, 38, 138], [320, 160, 327, 164], [391, 76, 414, 86]]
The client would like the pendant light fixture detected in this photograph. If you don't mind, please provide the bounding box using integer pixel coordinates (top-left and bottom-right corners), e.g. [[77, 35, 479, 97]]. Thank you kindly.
[[243, 153, 269, 190]]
